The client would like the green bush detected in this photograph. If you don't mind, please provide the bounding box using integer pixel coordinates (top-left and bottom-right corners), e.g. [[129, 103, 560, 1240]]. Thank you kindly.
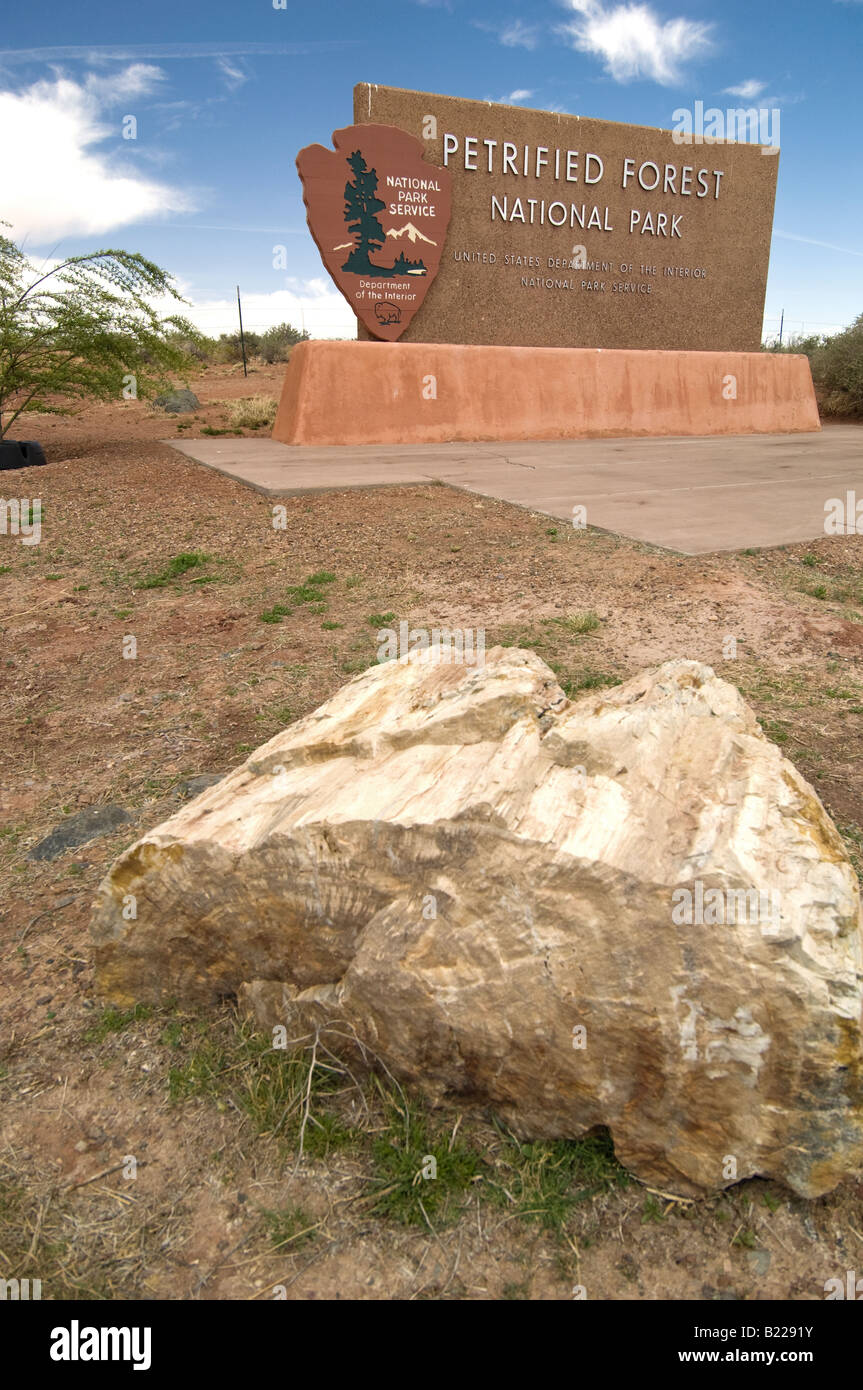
[[212, 331, 262, 364], [765, 315, 863, 417], [258, 321, 309, 364], [0, 223, 202, 436], [812, 313, 863, 415]]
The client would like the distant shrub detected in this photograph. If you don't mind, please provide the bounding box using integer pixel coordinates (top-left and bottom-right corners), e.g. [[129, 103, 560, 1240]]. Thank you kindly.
[[258, 321, 309, 364], [166, 332, 211, 364], [763, 332, 825, 357], [765, 315, 863, 418], [811, 314, 863, 416], [212, 331, 262, 364]]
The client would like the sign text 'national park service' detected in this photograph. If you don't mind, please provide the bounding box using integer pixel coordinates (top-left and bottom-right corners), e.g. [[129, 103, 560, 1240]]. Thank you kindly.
[[297, 124, 452, 341]]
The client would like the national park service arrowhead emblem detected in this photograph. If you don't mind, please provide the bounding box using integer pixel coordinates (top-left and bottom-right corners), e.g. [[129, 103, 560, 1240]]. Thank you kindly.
[[296, 124, 452, 341]]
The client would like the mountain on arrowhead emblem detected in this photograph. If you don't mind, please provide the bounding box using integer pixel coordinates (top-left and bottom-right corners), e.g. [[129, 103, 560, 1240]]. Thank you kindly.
[[296, 124, 452, 342]]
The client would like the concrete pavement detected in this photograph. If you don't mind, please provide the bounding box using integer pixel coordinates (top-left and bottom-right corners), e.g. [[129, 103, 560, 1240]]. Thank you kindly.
[[168, 424, 862, 555]]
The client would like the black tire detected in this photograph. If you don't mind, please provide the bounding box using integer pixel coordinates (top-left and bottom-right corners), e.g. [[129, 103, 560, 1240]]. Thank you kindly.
[[0, 440, 48, 471]]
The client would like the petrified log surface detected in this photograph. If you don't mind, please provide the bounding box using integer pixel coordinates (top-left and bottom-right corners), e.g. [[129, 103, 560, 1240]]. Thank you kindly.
[[91, 649, 863, 1197]]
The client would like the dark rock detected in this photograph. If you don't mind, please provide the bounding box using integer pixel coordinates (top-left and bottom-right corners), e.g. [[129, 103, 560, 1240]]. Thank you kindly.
[[153, 389, 200, 415], [177, 774, 223, 801], [0, 440, 47, 471], [28, 805, 133, 862], [745, 1249, 772, 1278]]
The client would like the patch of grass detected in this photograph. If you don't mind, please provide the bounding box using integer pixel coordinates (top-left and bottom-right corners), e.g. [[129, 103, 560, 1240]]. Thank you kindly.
[[169, 552, 211, 577], [837, 820, 863, 881], [200, 425, 237, 437], [488, 1127, 630, 1232], [227, 394, 277, 430], [321, 620, 343, 630], [367, 1092, 482, 1227], [261, 1203, 318, 1251], [502, 1280, 531, 1300], [641, 1194, 665, 1224], [552, 611, 601, 636], [259, 603, 291, 624], [140, 551, 213, 590], [286, 584, 326, 605], [82, 1003, 154, 1044], [760, 718, 789, 745], [367, 611, 396, 628], [166, 1027, 230, 1102], [159, 1019, 185, 1047], [802, 554, 819, 567], [306, 571, 336, 586], [731, 1228, 759, 1250], [162, 1017, 360, 1159], [302, 1111, 359, 1158], [561, 670, 620, 697], [796, 574, 863, 610], [258, 703, 296, 726]]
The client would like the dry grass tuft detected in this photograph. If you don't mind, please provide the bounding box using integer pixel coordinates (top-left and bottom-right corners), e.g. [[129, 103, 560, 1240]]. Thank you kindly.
[[226, 394, 277, 430]]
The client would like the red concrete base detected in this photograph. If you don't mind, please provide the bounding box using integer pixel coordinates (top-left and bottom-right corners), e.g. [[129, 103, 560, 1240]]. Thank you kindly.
[[272, 341, 820, 447]]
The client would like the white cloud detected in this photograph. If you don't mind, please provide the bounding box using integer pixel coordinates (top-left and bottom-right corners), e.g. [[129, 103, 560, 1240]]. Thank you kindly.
[[10, 255, 353, 340], [491, 88, 534, 104], [182, 279, 357, 340], [559, 0, 713, 85], [215, 56, 248, 92], [724, 79, 766, 99], [773, 230, 863, 259], [0, 41, 355, 64], [82, 64, 165, 103], [474, 18, 542, 50], [0, 66, 196, 245], [500, 20, 542, 49]]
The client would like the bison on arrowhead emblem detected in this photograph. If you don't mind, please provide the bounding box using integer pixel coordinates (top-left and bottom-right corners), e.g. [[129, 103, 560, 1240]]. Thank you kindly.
[[296, 124, 452, 342]]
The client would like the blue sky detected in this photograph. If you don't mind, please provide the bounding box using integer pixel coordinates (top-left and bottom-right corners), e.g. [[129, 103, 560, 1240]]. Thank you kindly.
[[1, 0, 861, 341]]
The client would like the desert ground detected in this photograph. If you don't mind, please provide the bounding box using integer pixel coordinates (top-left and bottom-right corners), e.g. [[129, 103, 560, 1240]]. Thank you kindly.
[[1, 361, 862, 1300]]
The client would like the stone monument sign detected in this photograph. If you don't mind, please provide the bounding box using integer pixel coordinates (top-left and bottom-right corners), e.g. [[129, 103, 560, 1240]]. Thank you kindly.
[[353, 83, 779, 352]]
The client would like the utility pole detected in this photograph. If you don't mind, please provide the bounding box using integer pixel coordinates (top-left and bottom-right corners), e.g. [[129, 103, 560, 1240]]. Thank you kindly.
[[778, 308, 784, 347], [236, 285, 248, 377]]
